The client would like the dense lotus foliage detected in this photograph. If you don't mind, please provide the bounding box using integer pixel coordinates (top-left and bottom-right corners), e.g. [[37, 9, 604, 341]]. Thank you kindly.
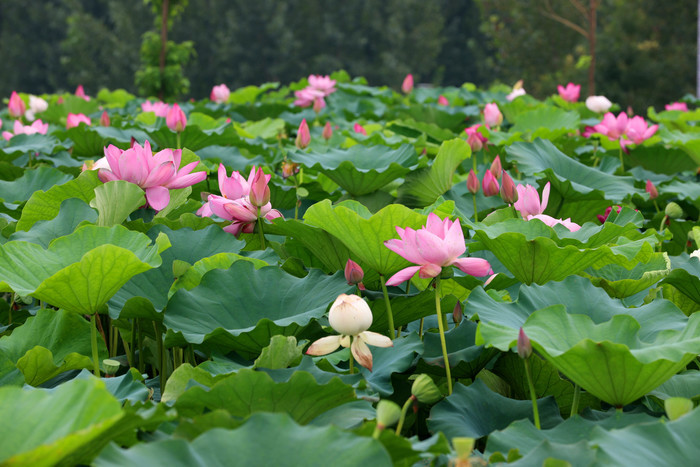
[[3, 72, 700, 465]]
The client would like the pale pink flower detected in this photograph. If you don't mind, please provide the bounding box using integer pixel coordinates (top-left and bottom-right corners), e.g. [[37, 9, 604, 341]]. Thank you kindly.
[[464, 124, 488, 152], [506, 87, 526, 101], [529, 214, 581, 232], [585, 96, 612, 113], [66, 113, 92, 129], [483, 103, 503, 127], [591, 112, 628, 141], [514, 182, 550, 219], [2, 119, 49, 141], [210, 84, 231, 104], [8, 91, 25, 118], [293, 88, 326, 109], [141, 101, 170, 117], [384, 213, 492, 286], [557, 83, 581, 102], [622, 116, 658, 146], [75, 85, 90, 101], [665, 102, 688, 112], [166, 103, 187, 132], [25, 95, 48, 121], [401, 74, 414, 94], [354, 123, 367, 136], [307, 75, 337, 96]]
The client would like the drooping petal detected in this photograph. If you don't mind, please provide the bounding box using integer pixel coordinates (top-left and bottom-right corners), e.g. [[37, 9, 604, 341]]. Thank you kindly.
[[208, 195, 235, 220], [145, 186, 170, 211], [385, 266, 421, 286], [351, 337, 374, 371], [306, 335, 342, 356], [196, 202, 213, 217], [358, 331, 394, 348], [97, 168, 120, 183], [452, 257, 492, 277], [540, 182, 550, 212], [418, 263, 442, 279], [104, 144, 124, 177]]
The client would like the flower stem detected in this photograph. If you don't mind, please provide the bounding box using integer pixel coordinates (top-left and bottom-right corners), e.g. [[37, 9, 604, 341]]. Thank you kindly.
[[349, 337, 355, 374], [524, 357, 540, 429], [570, 383, 581, 418], [395, 395, 416, 435], [154, 321, 166, 395], [653, 200, 660, 214], [176, 132, 181, 150], [419, 318, 424, 340], [618, 146, 625, 174], [472, 193, 479, 222], [90, 313, 101, 377], [659, 215, 668, 235], [379, 275, 396, 339], [434, 277, 452, 395], [257, 207, 266, 250]]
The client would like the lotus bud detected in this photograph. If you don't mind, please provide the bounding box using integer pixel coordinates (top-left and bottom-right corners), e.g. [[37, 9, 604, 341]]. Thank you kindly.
[[376, 400, 401, 429], [665, 202, 684, 219], [490, 155, 503, 180], [295, 118, 311, 149], [401, 74, 414, 94], [500, 171, 518, 204], [248, 167, 271, 207], [166, 103, 187, 132], [665, 397, 694, 421], [585, 95, 613, 113], [483, 103, 503, 127], [437, 95, 449, 106], [482, 170, 500, 197], [453, 301, 463, 325], [100, 111, 111, 127], [281, 161, 299, 179], [517, 327, 532, 359], [646, 179, 658, 199], [8, 91, 25, 118], [328, 294, 373, 336], [322, 121, 333, 140], [344, 259, 364, 286], [313, 97, 324, 114], [353, 122, 367, 136], [75, 85, 90, 101], [467, 170, 480, 194], [411, 374, 442, 404], [210, 84, 231, 104]]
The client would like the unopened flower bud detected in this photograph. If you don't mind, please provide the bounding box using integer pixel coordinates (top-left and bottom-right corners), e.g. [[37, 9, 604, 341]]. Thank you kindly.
[[295, 118, 311, 149], [344, 259, 364, 286], [467, 170, 480, 194], [322, 121, 333, 140], [401, 74, 414, 94], [500, 171, 518, 204], [482, 170, 500, 197], [166, 103, 187, 132], [376, 400, 401, 428], [328, 294, 373, 336], [665, 202, 684, 219], [411, 374, 442, 404], [453, 301, 463, 325], [249, 167, 271, 207], [645, 179, 658, 199], [517, 327, 532, 359], [100, 111, 110, 127], [490, 155, 502, 180], [665, 397, 694, 421]]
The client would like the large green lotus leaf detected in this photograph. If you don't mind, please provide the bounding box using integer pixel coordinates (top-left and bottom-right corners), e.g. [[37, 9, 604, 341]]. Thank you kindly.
[[288, 144, 417, 196], [147, 124, 242, 151], [60, 126, 108, 158], [17, 169, 101, 231], [624, 145, 697, 174], [427, 379, 563, 439], [195, 144, 266, 171], [0, 309, 107, 386], [304, 200, 427, 276], [396, 138, 471, 207], [661, 255, 700, 306], [387, 117, 456, 142], [659, 179, 700, 204], [309, 400, 376, 429], [0, 167, 72, 203], [472, 219, 656, 284], [163, 262, 352, 355], [8, 198, 97, 247], [477, 307, 700, 406], [467, 275, 689, 342], [108, 225, 246, 320], [253, 335, 303, 370], [648, 370, 700, 401], [73, 368, 150, 403], [510, 107, 580, 134], [355, 423, 451, 466], [418, 319, 499, 379], [367, 288, 439, 333], [0, 224, 163, 313], [0, 134, 64, 159], [584, 252, 670, 298], [93, 126, 151, 146], [506, 138, 642, 202], [161, 363, 226, 402], [95, 413, 392, 467], [0, 378, 123, 466], [90, 181, 146, 227], [359, 333, 423, 396], [168, 252, 268, 296], [173, 368, 356, 424]]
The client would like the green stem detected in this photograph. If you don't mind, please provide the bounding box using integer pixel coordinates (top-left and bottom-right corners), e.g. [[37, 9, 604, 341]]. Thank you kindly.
[[257, 208, 266, 250], [395, 395, 416, 435], [176, 132, 181, 150], [524, 358, 541, 429], [130, 319, 137, 369], [349, 339, 355, 374], [434, 277, 452, 395], [154, 322, 165, 395], [379, 275, 396, 339], [472, 193, 479, 222], [659, 215, 668, 235], [618, 146, 625, 174], [653, 199, 660, 214], [90, 314, 101, 377], [472, 153, 477, 172], [121, 332, 133, 368], [570, 383, 581, 418], [8, 295, 14, 326], [372, 425, 383, 439], [419, 318, 424, 340]]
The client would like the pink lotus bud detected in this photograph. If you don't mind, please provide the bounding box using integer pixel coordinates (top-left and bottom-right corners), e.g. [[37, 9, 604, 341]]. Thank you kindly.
[[646, 180, 658, 199], [75, 85, 90, 101], [66, 113, 91, 129], [467, 169, 480, 194], [490, 155, 503, 180], [353, 123, 367, 136], [249, 167, 271, 207], [482, 170, 500, 197], [8, 91, 25, 118], [296, 118, 311, 149], [500, 171, 518, 204], [483, 103, 503, 127], [166, 103, 187, 132], [100, 111, 110, 127], [322, 121, 333, 140], [312, 97, 325, 113], [344, 259, 364, 286], [401, 74, 414, 94], [210, 84, 231, 104], [437, 95, 449, 106], [465, 124, 487, 152], [517, 327, 532, 359]]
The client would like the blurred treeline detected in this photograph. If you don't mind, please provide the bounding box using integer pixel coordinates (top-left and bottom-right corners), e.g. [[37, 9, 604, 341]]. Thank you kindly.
[[0, 0, 695, 112]]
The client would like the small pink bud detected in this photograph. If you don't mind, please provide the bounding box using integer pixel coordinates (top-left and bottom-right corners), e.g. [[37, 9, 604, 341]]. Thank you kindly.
[[646, 179, 658, 199], [249, 167, 271, 207], [296, 118, 311, 149], [490, 155, 503, 180], [401, 74, 414, 94], [322, 121, 333, 140], [353, 123, 367, 136], [483, 103, 503, 127], [482, 170, 500, 197], [517, 327, 532, 359], [437, 95, 449, 106], [8, 91, 25, 118], [467, 169, 480, 194], [313, 97, 325, 113], [500, 171, 518, 204], [166, 103, 187, 132], [453, 301, 463, 324], [75, 85, 90, 101], [344, 259, 364, 286], [100, 111, 110, 127]]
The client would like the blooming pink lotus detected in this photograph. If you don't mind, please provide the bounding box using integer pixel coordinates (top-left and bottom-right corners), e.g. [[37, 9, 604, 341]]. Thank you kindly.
[[529, 214, 581, 232], [557, 83, 581, 102], [437, 95, 449, 106], [98, 140, 206, 211], [514, 182, 550, 219], [166, 103, 187, 132], [464, 124, 488, 152], [2, 119, 49, 141], [307, 75, 337, 95], [665, 102, 688, 112], [293, 88, 326, 109], [401, 74, 414, 94], [483, 103, 503, 127], [141, 101, 170, 117], [75, 85, 90, 101], [384, 213, 492, 286], [66, 113, 91, 129], [622, 116, 658, 146], [591, 112, 629, 140], [8, 91, 25, 118], [210, 84, 231, 104]]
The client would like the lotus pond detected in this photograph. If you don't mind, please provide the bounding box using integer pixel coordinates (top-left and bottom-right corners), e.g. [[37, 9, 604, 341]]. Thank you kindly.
[[2, 74, 700, 466]]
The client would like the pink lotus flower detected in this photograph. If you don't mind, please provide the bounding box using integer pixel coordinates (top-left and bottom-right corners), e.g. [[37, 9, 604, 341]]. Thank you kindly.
[[591, 112, 628, 141], [166, 103, 187, 132], [210, 84, 231, 104], [98, 140, 206, 211], [464, 124, 488, 152], [646, 179, 658, 199], [66, 113, 91, 129], [557, 83, 581, 102], [665, 102, 688, 112], [25, 95, 48, 121], [306, 294, 392, 371], [437, 95, 449, 106], [597, 205, 622, 224], [322, 121, 333, 140], [141, 101, 170, 117], [384, 213, 492, 286], [529, 214, 581, 232], [8, 92, 25, 118], [401, 74, 414, 94], [585, 95, 613, 113], [484, 103, 503, 127], [622, 116, 658, 146], [514, 182, 550, 219], [500, 171, 517, 204], [307, 75, 337, 95], [296, 118, 311, 149], [482, 170, 500, 197], [2, 119, 49, 141], [75, 85, 90, 101], [517, 328, 532, 359], [354, 123, 367, 136], [100, 111, 111, 127], [293, 88, 326, 109], [506, 87, 526, 101]]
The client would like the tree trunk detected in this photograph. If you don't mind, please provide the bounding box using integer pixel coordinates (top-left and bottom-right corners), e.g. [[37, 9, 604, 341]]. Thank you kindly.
[[588, 0, 597, 96], [159, 0, 169, 100], [697, 0, 700, 97]]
